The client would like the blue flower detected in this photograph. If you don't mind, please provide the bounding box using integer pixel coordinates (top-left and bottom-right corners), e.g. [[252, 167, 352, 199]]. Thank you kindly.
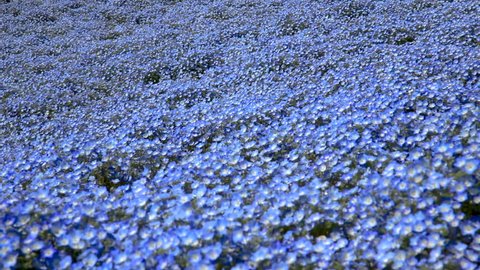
[[189, 250, 202, 264], [203, 243, 222, 261], [232, 230, 246, 244], [83, 253, 98, 268], [251, 247, 271, 263], [457, 158, 479, 175], [58, 256, 72, 269]]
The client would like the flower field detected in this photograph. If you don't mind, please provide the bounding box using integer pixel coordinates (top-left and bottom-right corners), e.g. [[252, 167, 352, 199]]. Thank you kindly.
[[0, 0, 479, 269]]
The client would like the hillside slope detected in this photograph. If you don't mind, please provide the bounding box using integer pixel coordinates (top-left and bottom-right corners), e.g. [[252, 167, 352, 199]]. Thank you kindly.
[[1, 0, 479, 269]]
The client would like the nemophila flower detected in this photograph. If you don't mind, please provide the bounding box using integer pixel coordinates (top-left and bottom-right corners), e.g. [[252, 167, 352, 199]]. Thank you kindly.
[[3, 253, 17, 268], [40, 245, 56, 259], [460, 258, 477, 270], [231, 263, 250, 270], [413, 221, 427, 233], [195, 261, 215, 270], [293, 209, 305, 223], [232, 230, 246, 244], [452, 242, 468, 256], [251, 247, 271, 263], [262, 208, 281, 226], [189, 250, 203, 264], [71, 262, 86, 270], [1, 0, 480, 267], [58, 256, 72, 269], [54, 231, 70, 246], [392, 250, 407, 269], [460, 222, 479, 236], [182, 231, 200, 247], [473, 235, 480, 247], [284, 252, 297, 265], [473, 195, 480, 204], [114, 252, 129, 265], [30, 239, 45, 251], [438, 203, 452, 214], [454, 191, 468, 202], [456, 158, 479, 175], [465, 249, 478, 265], [364, 217, 378, 229], [82, 253, 98, 268], [203, 243, 222, 261], [294, 238, 313, 254], [271, 262, 289, 270]]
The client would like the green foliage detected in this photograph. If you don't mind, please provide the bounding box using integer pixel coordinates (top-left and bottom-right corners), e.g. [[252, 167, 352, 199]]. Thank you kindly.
[[314, 116, 331, 127], [331, 261, 345, 270], [90, 160, 127, 192], [183, 181, 193, 194], [460, 198, 480, 219], [338, 1, 375, 19], [400, 235, 411, 249], [16, 252, 37, 269], [279, 14, 309, 36], [206, 7, 231, 21], [167, 89, 221, 110], [143, 71, 161, 84], [163, 0, 184, 5], [395, 35, 415, 45], [309, 221, 339, 237], [324, 83, 342, 97], [107, 208, 132, 222]]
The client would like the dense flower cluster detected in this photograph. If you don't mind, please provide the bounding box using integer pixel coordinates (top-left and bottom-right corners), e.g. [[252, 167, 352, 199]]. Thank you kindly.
[[1, 0, 479, 269]]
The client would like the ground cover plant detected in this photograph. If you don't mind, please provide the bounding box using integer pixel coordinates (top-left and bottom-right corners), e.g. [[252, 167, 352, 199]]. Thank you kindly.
[[0, 0, 479, 269]]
